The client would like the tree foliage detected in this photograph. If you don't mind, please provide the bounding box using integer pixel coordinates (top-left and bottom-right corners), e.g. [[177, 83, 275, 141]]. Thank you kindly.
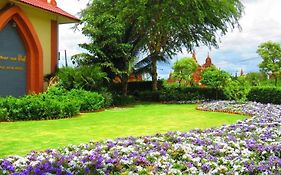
[[57, 66, 107, 91], [245, 72, 267, 86], [224, 76, 250, 102], [133, 0, 244, 90], [172, 57, 197, 86], [75, 0, 244, 92], [257, 41, 281, 86], [73, 0, 143, 95], [201, 67, 231, 99], [201, 67, 231, 89]]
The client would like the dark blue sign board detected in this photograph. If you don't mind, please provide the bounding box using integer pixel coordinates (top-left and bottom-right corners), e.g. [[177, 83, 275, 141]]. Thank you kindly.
[[0, 21, 27, 97]]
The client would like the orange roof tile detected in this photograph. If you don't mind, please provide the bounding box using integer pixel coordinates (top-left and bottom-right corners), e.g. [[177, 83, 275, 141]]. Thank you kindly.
[[17, 0, 79, 23]]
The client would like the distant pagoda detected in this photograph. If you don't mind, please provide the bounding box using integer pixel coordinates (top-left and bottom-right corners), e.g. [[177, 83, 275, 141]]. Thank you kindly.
[[167, 50, 214, 84], [192, 50, 214, 83]]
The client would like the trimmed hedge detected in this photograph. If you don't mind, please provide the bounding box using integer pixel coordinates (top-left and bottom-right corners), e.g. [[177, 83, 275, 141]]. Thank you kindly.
[[112, 95, 135, 106], [0, 88, 105, 122], [134, 91, 160, 102], [111, 81, 164, 94], [132, 87, 226, 102], [247, 87, 281, 104], [127, 81, 164, 93], [160, 87, 226, 102]]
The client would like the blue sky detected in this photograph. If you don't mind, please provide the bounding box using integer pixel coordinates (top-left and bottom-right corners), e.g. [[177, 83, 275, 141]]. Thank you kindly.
[[57, 0, 281, 78]]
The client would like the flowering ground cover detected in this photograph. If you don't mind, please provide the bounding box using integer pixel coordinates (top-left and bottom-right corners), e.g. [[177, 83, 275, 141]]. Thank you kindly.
[[1, 101, 280, 174], [0, 103, 243, 158]]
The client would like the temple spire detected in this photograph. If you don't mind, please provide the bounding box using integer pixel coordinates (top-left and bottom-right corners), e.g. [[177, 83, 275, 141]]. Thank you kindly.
[[240, 68, 244, 76]]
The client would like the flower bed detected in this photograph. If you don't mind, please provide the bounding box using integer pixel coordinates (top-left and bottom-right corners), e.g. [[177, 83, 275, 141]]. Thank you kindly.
[[1, 101, 281, 174]]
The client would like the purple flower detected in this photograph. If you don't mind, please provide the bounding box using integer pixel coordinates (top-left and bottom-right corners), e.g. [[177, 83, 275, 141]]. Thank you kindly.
[[201, 163, 211, 173]]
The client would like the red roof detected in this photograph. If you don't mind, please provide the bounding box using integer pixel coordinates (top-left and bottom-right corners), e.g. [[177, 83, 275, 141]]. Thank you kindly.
[[17, 0, 79, 22]]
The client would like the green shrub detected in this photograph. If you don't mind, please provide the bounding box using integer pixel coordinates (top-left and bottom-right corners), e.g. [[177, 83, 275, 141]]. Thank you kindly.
[[100, 91, 113, 107], [0, 87, 105, 121], [0, 108, 8, 121], [68, 89, 105, 112], [111, 81, 164, 94], [247, 87, 281, 104], [57, 66, 107, 91], [224, 77, 250, 102], [159, 86, 226, 102], [44, 86, 68, 96], [134, 91, 160, 102], [113, 95, 135, 106], [0, 93, 81, 121]]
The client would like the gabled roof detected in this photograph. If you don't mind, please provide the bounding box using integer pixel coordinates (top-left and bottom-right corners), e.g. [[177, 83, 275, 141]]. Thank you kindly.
[[13, 0, 79, 23]]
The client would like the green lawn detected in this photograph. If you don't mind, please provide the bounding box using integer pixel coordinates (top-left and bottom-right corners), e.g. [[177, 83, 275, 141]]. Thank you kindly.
[[0, 103, 245, 158]]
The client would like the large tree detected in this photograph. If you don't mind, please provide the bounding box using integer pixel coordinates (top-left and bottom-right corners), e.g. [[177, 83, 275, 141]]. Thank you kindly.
[[75, 0, 243, 92], [73, 0, 144, 95], [257, 41, 281, 86], [133, 0, 244, 90]]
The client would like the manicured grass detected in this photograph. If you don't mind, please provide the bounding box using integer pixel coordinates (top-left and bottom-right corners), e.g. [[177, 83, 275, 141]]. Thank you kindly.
[[0, 103, 245, 158]]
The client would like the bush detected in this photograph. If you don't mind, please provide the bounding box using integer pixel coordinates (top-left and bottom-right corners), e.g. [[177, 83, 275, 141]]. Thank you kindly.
[[68, 89, 105, 112], [134, 91, 160, 102], [160, 89, 200, 102], [247, 87, 281, 104], [113, 95, 135, 106], [0, 108, 8, 121], [111, 81, 164, 94], [100, 91, 113, 108], [0, 87, 105, 121], [128, 81, 164, 93], [0, 94, 81, 121], [224, 77, 250, 102], [159, 86, 226, 102], [57, 66, 107, 91]]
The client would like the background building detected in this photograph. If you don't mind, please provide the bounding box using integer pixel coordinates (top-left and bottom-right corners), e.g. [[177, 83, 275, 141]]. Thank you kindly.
[[192, 51, 214, 83], [167, 51, 214, 84]]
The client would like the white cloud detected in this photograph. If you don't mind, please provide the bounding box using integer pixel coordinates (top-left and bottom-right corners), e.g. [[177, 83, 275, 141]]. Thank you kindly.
[[56, 0, 89, 66], [56, 0, 281, 75], [173, 0, 281, 75]]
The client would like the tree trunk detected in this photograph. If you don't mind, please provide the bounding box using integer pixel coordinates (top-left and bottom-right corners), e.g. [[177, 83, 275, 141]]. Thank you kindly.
[[122, 76, 128, 96], [215, 89, 218, 100], [122, 60, 129, 96], [151, 57, 158, 91]]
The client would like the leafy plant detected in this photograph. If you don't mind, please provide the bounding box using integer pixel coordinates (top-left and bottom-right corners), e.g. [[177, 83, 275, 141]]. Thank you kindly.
[[0, 108, 8, 121], [257, 41, 281, 86], [57, 66, 107, 91], [245, 72, 267, 86], [112, 95, 135, 106], [201, 67, 231, 99], [224, 77, 250, 102], [0, 87, 106, 121], [172, 57, 197, 86], [68, 89, 105, 112]]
